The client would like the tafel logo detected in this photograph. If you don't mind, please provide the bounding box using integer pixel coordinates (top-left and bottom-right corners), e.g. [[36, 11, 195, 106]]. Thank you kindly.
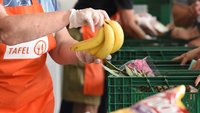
[[4, 37, 49, 59], [34, 40, 47, 55]]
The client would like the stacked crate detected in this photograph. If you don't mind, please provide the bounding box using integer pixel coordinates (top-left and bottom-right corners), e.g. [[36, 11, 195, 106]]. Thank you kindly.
[[107, 1, 200, 112], [107, 37, 200, 113]]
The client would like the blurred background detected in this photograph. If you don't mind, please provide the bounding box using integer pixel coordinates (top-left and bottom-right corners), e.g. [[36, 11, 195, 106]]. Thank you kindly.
[[48, 0, 200, 113]]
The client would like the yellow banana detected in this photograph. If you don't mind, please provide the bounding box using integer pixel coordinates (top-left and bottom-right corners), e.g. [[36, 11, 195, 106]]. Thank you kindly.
[[87, 42, 103, 55], [105, 20, 124, 53], [70, 27, 104, 51], [95, 22, 115, 59]]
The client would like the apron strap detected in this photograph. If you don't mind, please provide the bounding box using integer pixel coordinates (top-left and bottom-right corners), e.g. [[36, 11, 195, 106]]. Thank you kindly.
[[32, 0, 39, 5], [0, 0, 39, 5]]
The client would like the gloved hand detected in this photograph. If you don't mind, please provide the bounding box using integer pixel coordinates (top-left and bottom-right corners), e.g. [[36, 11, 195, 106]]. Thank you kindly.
[[76, 51, 112, 64], [136, 13, 158, 36], [69, 8, 110, 32], [195, 1, 200, 15], [195, 1, 200, 23], [0, 4, 8, 17], [135, 13, 168, 36]]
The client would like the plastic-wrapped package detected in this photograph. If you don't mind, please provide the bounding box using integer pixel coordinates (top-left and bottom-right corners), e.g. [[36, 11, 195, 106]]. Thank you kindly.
[[135, 13, 169, 36]]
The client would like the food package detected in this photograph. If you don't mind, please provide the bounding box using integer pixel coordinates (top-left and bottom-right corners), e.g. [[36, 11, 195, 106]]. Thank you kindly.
[[111, 85, 189, 113], [119, 58, 155, 77], [136, 13, 169, 36]]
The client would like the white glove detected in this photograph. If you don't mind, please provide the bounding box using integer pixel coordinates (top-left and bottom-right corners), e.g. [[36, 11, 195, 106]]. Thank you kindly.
[[144, 35, 153, 40], [136, 13, 169, 36], [0, 4, 8, 18], [76, 51, 101, 64], [136, 13, 158, 36], [76, 51, 112, 64], [195, 1, 200, 16], [69, 8, 110, 32]]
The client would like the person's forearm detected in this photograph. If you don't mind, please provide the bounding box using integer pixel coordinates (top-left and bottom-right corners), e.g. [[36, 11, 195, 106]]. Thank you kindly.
[[121, 16, 146, 38], [192, 46, 200, 58], [0, 10, 70, 45], [127, 24, 146, 38], [118, 9, 146, 39], [197, 46, 200, 53], [50, 40, 78, 64], [49, 28, 79, 65], [172, 3, 196, 27]]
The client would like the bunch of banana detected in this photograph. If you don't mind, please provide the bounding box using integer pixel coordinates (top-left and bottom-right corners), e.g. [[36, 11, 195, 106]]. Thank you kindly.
[[71, 20, 124, 59]]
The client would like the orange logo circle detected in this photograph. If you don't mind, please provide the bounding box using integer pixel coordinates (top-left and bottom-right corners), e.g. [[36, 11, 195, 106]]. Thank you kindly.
[[34, 40, 47, 55]]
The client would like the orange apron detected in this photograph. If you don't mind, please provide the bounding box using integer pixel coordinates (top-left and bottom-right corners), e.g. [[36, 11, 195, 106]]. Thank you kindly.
[[82, 13, 119, 96], [0, 0, 56, 113], [82, 26, 105, 96]]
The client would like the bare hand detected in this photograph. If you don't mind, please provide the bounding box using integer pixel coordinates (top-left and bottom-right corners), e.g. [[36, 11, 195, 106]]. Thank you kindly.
[[190, 59, 200, 86], [191, 59, 200, 70], [118, 9, 147, 39], [172, 47, 200, 65], [195, 75, 200, 86], [171, 27, 200, 40]]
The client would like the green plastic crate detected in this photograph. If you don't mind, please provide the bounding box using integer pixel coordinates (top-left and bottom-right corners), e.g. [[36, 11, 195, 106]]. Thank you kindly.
[[123, 38, 187, 47], [123, 31, 189, 47], [110, 60, 200, 76], [112, 47, 194, 61], [108, 76, 200, 113], [111, 60, 189, 69], [111, 60, 189, 70], [123, 36, 188, 47]]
